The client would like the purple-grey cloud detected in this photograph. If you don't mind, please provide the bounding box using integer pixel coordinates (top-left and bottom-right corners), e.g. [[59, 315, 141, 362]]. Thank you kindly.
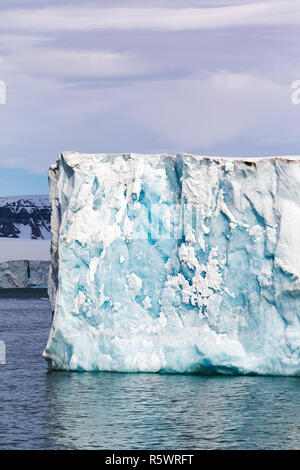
[[0, 0, 300, 178]]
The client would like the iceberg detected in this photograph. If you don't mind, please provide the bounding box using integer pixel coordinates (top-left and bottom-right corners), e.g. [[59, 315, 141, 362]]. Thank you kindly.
[[43, 152, 300, 375]]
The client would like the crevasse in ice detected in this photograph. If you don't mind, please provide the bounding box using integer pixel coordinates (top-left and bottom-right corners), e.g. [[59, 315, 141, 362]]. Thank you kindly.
[[43, 152, 300, 375]]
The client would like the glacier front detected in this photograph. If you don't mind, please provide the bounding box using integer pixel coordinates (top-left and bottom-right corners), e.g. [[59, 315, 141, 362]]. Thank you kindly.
[[43, 152, 300, 375]]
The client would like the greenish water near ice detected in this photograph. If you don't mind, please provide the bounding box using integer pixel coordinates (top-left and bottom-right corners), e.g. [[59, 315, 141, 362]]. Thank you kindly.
[[0, 296, 300, 449]]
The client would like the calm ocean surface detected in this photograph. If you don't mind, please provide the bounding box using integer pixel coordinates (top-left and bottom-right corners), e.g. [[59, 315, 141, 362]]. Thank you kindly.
[[0, 295, 300, 450]]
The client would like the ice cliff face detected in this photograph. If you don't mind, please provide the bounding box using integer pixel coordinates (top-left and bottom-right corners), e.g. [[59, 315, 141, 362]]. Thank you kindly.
[[0, 260, 50, 288], [43, 152, 300, 375], [0, 195, 51, 239]]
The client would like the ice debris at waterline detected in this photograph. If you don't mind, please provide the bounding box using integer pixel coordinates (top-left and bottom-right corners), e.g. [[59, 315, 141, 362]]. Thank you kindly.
[[43, 152, 300, 375]]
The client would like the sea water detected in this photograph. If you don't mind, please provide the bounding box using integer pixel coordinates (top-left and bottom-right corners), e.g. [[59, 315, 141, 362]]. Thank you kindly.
[[0, 296, 300, 450]]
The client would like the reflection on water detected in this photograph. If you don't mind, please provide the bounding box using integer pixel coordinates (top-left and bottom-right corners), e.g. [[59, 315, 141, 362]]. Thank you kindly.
[[45, 372, 300, 450], [0, 298, 300, 449]]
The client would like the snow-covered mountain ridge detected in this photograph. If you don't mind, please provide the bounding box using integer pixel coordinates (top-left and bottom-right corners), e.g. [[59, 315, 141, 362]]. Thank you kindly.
[[0, 195, 51, 240]]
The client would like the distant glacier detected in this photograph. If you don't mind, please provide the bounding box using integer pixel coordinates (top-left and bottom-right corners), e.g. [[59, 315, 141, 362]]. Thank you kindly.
[[43, 152, 300, 375], [0, 260, 50, 288]]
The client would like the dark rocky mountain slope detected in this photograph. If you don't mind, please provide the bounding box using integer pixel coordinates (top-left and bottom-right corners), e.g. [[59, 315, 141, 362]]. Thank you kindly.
[[0, 195, 51, 240]]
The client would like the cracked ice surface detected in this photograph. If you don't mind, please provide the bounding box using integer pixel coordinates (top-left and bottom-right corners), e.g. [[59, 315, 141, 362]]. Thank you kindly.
[[43, 152, 300, 374]]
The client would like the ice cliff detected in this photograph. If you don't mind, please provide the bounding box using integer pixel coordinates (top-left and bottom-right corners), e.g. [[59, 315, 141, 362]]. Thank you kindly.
[[43, 152, 300, 375]]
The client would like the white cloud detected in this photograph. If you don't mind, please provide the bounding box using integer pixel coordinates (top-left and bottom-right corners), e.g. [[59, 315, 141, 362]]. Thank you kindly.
[[14, 48, 146, 78], [0, 2, 300, 32], [0, 34, 148, 80], [0, 69, 299, 174], [120, 71, 294, 149]]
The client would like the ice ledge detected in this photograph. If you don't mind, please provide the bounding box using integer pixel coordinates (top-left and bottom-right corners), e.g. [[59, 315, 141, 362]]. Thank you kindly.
[[52, 151, 300, 170]]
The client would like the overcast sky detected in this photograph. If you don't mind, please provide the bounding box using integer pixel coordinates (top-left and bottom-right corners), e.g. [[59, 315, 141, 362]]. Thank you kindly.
[[1, 0, 300, 195]]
